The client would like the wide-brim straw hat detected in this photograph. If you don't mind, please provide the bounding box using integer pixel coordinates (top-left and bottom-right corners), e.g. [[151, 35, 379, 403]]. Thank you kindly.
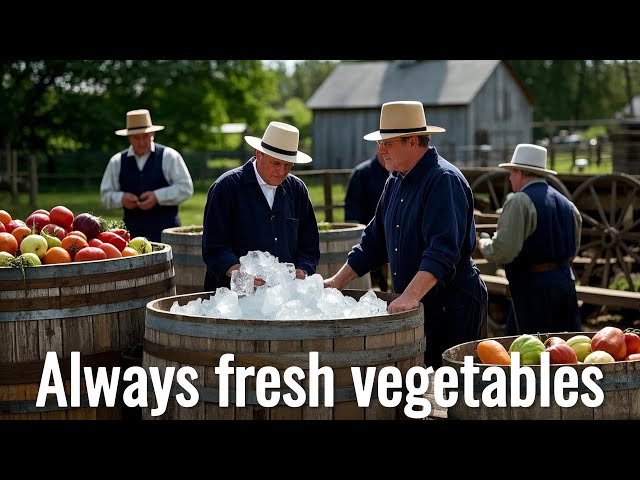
[[499, 143, 557, 175], [363, 100, 446, 141], [115, 109, 165, 136], [245, 121, 312, 164]]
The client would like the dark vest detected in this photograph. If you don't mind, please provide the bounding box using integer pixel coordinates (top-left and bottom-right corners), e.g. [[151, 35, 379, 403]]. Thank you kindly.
[[119, 144, 179, 242], [505, 182, 575, 279]]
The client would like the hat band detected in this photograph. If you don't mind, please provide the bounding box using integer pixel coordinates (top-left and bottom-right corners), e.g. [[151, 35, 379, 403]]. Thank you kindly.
[[128, 125, 152, 129], [261, 141, 296, 157], [512, 162, 546, 169], [380, 126, 427, 134]]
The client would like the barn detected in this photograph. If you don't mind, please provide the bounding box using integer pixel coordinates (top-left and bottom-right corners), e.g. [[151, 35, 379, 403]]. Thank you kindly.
[[306, 60, 534, 170]]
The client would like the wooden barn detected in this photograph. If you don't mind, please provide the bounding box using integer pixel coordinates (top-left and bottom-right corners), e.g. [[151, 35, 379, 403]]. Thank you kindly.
[[306, 60, 534, 170]]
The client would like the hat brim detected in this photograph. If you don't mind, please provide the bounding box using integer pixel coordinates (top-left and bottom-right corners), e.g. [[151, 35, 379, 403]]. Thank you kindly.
[[245, 136, 312, 164], [498, 163, 557, 175], [115, 125, 165, 136], [363, 126, 446, 141]]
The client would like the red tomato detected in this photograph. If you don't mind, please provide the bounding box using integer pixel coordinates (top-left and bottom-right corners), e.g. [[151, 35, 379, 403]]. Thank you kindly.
[[74, 246, 107, 262], [49, 205, 75, 230]]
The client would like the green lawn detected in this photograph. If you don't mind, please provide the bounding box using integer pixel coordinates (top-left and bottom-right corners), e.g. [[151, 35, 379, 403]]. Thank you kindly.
[[0, 178, 347, 226]]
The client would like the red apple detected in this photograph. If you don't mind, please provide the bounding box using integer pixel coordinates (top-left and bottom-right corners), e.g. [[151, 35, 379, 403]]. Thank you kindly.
[[31, 209, 50, 216], [545, 343, 578, 364], [41, 224, 67, 240], [591, 326, 627, 361], [544, 336, 567, 348], [25, 213, 51, 233], [5, 219, 26, 233], [624, 332, 640, 356]]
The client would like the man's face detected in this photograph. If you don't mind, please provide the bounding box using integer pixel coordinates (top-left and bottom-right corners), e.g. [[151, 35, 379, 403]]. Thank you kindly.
[[377, 137, 412, 174], [129, 132, 153, 156], [508, 169, 527, 192], [255, 151, 294, 186]]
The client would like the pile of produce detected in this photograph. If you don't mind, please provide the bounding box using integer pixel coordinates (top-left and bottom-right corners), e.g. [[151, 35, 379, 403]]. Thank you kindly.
[[476, 326, 640, 365], [0, 206, 154, 267]]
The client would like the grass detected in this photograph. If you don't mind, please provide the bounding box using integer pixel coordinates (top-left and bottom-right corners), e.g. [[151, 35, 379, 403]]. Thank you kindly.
[[0, 177, 347, 227]]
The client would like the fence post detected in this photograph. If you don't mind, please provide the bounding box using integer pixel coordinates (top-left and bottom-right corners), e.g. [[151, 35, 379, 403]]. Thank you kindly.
[[323, 171, 333, 223], [28, 154, 38, 207], [549, 145, 556, 170]]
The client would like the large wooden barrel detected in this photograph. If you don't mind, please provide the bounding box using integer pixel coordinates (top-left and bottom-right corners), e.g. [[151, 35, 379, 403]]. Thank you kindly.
[[161, 225, 205, 294], [318, 223, 371, 290], [142, 290, 425, 420], [0, 243, 176, 420], [442, 332, 640, 420]]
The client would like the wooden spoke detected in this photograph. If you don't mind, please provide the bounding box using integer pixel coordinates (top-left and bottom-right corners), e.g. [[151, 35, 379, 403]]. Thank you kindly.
[[571, 173, 640, 288], [614, 247, 637, 292]]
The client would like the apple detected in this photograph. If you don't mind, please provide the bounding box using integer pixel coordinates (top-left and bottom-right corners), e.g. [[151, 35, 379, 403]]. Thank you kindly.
[[41, 231, 62, 249], [544, 336, 567, 348], [584, 351, 615, 364], [19, 252, 41, 266], [31, 209, 50, 217], [49, 205, 74, 230], [545, 343, 578, 364], [566, 335, 592, 362], [5, 219, 26, 233], [20, 234, 49, 259], [128, 236, 152, 254], [624, 332, 640, 356], [591, 326, 626, 361], [41, 224, 67, 240], [0, 251, 14, 266], [25, 213, 51, 233]]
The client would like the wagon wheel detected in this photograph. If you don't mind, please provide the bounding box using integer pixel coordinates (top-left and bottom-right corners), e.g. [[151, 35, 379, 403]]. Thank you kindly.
[[471, 170, 572, 213], [571, 173, 640, 291]]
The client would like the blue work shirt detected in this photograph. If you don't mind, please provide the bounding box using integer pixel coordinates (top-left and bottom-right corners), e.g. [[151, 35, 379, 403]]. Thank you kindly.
[[347, 147, 478, 297], [202, 159, 320, 291]]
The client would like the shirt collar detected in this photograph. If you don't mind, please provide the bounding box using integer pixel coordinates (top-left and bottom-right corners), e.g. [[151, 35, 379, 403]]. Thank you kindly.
[[127, 141, 156, 159], [252, 158, 276, 189]]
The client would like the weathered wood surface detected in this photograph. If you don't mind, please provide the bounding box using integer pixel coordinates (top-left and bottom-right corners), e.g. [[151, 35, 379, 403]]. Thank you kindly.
[[161, 226, 206, 295], [142, 289, 425, 420], [318, 223, 371, 290]]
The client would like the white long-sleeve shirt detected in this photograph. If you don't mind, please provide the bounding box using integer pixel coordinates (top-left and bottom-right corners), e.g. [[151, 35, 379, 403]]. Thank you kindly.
[[100, 142, 194, 209]]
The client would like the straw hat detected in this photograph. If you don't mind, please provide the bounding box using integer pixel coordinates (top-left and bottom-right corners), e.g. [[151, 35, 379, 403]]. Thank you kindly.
[[499, 144, 557, 175], [245, 121, 312, 164], [115, 109, 165, 136], [363, 100, 446, 141]]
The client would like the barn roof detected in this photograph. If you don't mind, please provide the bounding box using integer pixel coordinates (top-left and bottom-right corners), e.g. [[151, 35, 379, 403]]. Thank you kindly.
[[307, 60, 530, 109]]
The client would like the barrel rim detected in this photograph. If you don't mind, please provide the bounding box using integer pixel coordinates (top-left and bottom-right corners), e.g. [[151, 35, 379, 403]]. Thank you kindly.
[[0, 242, 172, 280], [146, 288, 423, 325], [162, 225, 203, 235], [318, 222, 366, 234]]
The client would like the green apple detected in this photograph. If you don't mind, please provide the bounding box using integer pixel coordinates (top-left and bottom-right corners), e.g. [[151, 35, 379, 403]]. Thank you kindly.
[[128, 236, 152, 254], [41, 230, 62, 249], [20, 234, 48, 259], [567, 335, 592, 362], [0, 251, 14, 266], [19, 252, 42, 266]]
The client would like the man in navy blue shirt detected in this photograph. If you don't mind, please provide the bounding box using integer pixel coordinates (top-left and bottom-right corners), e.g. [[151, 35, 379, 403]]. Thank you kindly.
[[324, 101, 488, 369], [202, 121, 320, 292], [344, 144, 391, 291]]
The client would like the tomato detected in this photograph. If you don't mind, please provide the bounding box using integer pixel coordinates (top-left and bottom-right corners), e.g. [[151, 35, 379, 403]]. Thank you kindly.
[[109, 228, 131, 243], [41, 224, 67, 240], [97, 231, 127, 251], [74, 246, 107, 262], [49, 205, 75, 230]]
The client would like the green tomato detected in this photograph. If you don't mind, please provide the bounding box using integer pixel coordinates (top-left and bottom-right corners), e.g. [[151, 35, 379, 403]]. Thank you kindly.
[[508, 334, 546, 365]]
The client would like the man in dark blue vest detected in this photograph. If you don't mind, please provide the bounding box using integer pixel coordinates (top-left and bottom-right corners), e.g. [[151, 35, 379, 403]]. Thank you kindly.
[[478, 143, 583, 335], [100, 109, 194, 242]]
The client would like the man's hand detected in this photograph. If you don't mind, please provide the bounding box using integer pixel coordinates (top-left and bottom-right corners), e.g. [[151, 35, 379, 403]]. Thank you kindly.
[[138, 191, 158, 210], [388, 295, 420, 314], [123, 192, 140, 210], [295, 268, 307, 280]]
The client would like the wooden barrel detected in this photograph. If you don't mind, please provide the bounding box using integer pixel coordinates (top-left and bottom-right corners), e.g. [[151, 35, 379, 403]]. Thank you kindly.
[[0, 243, 176, 420], [442, 332, 640, 420], [318, 222, 372, 290], [161, 225, 205, 294], [142, 289, 425, 420]]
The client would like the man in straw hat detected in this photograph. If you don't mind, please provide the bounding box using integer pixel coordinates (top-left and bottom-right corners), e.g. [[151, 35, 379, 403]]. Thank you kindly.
[[323, 100, 488, 369], [202, 121, 320, 292], [100, 109, 194, 242], [478, 143, 582, 336]]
